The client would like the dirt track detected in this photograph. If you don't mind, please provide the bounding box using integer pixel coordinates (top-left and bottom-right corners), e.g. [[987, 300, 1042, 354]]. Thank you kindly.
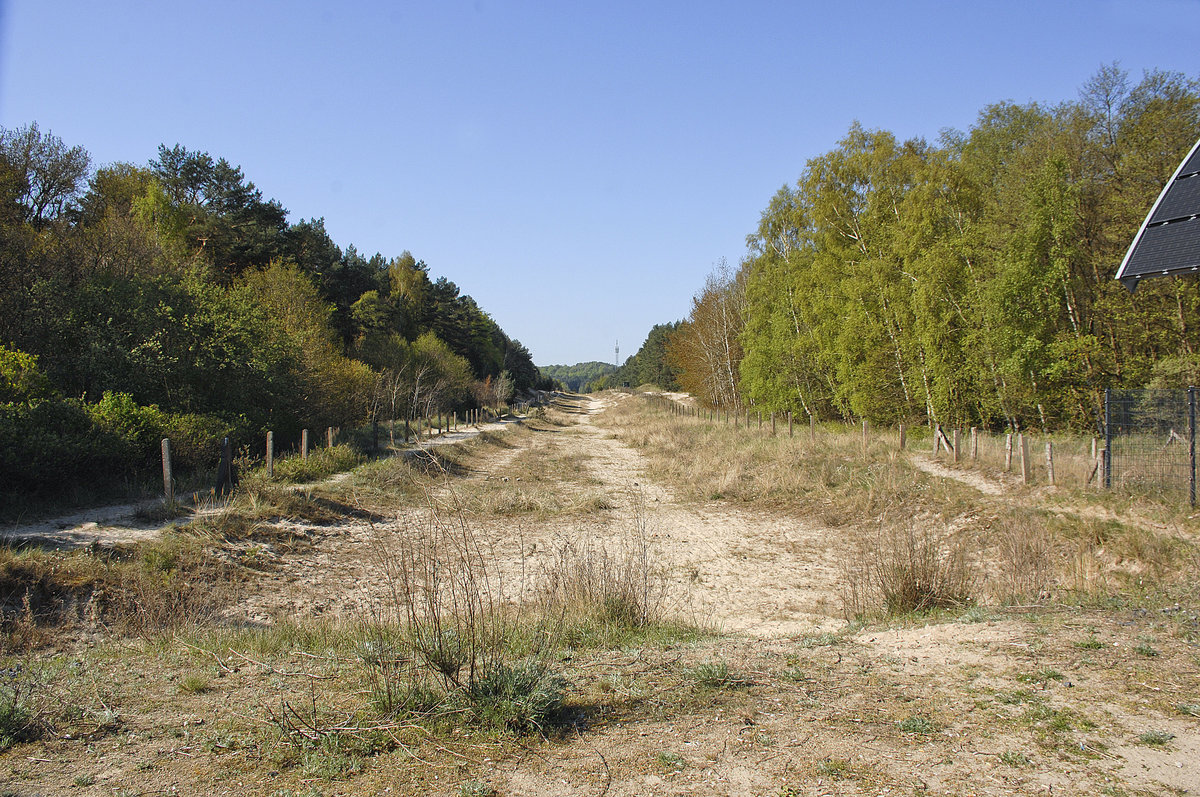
[[5, 394, 1198, 796]]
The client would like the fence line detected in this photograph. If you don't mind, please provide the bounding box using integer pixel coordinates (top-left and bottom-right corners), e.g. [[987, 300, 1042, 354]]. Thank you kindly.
[[155, 403, 522, 502], [644, 393, 1111, 492]]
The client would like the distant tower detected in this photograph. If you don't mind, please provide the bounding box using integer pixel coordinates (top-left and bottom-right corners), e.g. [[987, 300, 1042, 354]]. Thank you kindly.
[[615, 340, 619, 368]]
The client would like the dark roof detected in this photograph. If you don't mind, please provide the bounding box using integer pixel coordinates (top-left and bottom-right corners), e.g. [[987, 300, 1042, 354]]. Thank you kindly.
[[1116, 137, 1200, 291]]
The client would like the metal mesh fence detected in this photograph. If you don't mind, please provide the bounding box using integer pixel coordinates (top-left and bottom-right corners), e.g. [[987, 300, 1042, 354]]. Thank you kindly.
[[1104, 388, 1195, 501]]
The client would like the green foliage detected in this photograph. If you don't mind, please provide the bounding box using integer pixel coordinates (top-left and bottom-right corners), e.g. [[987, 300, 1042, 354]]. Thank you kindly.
[[735, 66, 1200, 430], [1138, 729, 1175, 746], [897, 714, 935, 734], [0, 667, 41, 751], [539, 361, 617, 392], [466, 661, 567, 733], [271, 444, 363, 484], [0, 345, 51, 403], [685, 661, 750, 690], [0, 122, 545, 500]]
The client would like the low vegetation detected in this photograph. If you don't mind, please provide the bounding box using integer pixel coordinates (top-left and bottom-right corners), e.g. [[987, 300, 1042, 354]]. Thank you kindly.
[[2, 392, 1198, 795]]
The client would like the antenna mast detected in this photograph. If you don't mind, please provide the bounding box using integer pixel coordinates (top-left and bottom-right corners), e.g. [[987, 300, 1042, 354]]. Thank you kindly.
[[615, 340, 619, 368]]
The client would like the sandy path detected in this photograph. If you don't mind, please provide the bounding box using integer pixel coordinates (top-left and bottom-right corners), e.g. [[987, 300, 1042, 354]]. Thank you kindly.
[[569, 395, 843, 635], [226, 395, 843, 635], [0, 417, 519, 549]]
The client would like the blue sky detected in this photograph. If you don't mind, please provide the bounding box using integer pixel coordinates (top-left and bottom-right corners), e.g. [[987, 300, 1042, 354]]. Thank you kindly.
[[2, 1, 1198, 366]]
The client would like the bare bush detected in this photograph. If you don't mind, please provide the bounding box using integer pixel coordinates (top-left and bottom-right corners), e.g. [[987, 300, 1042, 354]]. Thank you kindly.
[[537, 493, 669, 630], [842, 521, 976, 618], [991, 514, 1054, 604], [359, 473, 566, 732]]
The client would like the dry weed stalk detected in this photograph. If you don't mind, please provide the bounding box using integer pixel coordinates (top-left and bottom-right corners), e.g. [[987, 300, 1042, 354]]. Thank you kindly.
[[992, 515, 1054, 604], [842, 521, 976, 617], [537, 490, 669, 628]]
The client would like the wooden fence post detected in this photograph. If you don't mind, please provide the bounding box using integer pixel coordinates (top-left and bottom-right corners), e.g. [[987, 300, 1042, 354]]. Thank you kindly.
[[771, 412, 776, 436], [405, 418, 410, 443], [301, 428, 309, 460], [1004, 433, 1012, 471], [216, 436, 236, 496], [161, 438, 173, 503], [863, 419, 869, 455], [1046, 441, 1055, 485], [952, 428, 960, 464], [266, 431, 274, 478], [1019, 433, 1031, 483], [898, 424, 906, 451], [933, 425, 941, 455], [326, 426, 334, 447], [810, 413, 816, 442], [970, 427, 978, 461], [788, 411, 793, 438]]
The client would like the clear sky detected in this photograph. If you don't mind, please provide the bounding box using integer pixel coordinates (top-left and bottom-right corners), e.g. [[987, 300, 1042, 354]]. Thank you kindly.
[[2, 1, 1198, 367]]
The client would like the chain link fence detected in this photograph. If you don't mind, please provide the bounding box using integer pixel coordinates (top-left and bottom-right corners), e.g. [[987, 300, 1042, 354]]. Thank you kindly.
[[1104, 388, 1196, 502]]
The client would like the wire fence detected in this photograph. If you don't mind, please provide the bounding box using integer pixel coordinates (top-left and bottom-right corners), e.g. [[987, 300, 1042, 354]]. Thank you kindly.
[[1105, 388, 1195, 502], [647, 389, 1200, 503]]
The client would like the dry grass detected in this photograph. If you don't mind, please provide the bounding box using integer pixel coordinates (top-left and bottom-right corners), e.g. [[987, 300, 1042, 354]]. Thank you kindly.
[[841, 521, 976, 618], [0, 533, 240, 649], [600, 392, 1200, 617], [594, 396, 974, 529]]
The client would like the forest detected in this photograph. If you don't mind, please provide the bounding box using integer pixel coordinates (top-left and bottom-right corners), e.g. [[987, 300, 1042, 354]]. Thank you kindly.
[[654, 65, 1200, 433], [0, 126, 546, 503]]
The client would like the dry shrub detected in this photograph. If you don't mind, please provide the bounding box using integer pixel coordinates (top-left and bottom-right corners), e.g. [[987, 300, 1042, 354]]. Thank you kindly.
[[538, 508, 668, 630], [991, 514, 1055, 604], [360, 483, 566, 732], [0, 535, 238, 647], [842, 521, 976, 618]]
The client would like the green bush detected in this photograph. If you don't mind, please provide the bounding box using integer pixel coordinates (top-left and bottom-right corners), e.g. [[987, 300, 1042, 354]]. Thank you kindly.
[[86, 391, 168, 468], [467, 661, 567, 733], [272, 444, 363, 483], [160, 411, 229, 472], [0, 398, 124, 491], [0, 345, 52, 404]]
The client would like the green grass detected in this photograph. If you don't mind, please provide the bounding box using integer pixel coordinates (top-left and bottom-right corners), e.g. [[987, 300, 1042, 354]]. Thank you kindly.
[[1138, 729, 1175, 746], [1176, 702, 1200, 717], [271, 444, 363, 484], [896, 715, 935, 734], [178, 673, 211, 694], [999, 750, 1032, 767], [655, 751, 686, 772], [685, 662, 751, 690]]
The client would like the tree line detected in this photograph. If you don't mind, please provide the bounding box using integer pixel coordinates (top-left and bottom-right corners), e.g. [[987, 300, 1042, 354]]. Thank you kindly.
[[0, 125, 549, 502], [649, 65, 1200, 433]]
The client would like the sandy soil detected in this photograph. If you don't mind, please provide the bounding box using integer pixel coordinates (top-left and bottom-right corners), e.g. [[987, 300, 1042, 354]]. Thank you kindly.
[[5, 394, 1199, 796], [0, 417, 519, 549]]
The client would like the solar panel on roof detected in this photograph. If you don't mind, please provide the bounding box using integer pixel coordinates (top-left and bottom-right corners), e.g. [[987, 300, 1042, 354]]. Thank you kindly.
[[1150, 175, 1200, 223], [1116, 136, 1200, 291], [1183, 146, 1200, 177]]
